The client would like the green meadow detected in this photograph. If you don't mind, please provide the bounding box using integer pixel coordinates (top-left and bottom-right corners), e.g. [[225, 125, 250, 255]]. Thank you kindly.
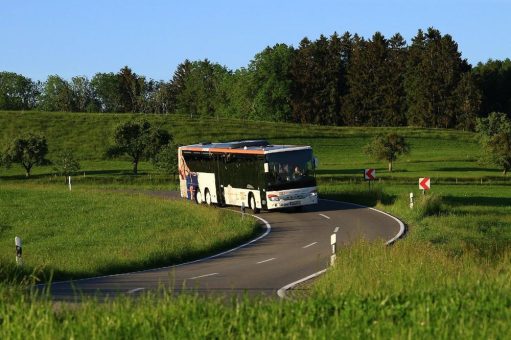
[[1, 111, 511, 338], [0, 183, 257, 282]]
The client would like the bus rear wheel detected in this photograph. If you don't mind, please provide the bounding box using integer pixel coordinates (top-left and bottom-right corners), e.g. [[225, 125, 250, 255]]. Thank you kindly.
[[205, 189, 212, 206], [249, 194, 260, 214]]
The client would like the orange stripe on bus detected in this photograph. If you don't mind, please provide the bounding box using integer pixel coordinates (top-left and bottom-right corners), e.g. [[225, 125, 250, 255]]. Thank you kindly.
[[179, 147, 264, 155]]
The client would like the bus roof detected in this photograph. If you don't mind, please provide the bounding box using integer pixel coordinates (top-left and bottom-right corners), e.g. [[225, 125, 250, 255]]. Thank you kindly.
[[179, 140, 311, 155]]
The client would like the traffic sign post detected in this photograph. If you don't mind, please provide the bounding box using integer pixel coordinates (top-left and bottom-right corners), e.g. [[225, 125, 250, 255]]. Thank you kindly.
[[364, 169, 376, 181], [419, 177, 431, 195], [364, 169, 376, 190]]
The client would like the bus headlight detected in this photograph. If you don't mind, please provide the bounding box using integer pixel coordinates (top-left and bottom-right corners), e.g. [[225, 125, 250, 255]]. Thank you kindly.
[[268, 194, 280, 202]]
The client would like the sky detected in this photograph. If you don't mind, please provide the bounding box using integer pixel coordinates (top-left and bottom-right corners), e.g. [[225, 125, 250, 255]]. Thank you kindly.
[[1, 0, 510, 81]]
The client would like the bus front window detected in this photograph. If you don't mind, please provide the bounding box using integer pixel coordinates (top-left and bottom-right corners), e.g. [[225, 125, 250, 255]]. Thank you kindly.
[[266, 150, 316, 190]]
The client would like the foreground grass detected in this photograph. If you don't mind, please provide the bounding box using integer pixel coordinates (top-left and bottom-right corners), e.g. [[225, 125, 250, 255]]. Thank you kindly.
[[1, 241, 510, 339], [0, 183, 257, 282]]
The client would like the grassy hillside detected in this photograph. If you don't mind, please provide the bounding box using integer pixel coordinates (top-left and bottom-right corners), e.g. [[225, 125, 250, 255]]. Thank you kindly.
[[0, 110, 497, 184]]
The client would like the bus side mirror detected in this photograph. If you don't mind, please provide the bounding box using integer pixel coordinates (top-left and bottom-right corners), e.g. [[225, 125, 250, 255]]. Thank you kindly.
[[264, 163, 269, 173], [313, 157, 319, 168]]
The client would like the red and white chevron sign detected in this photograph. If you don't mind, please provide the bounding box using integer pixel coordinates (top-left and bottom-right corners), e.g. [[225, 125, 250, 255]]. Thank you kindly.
[[364, 168, 376, 180], [419, 177, 430, 190]]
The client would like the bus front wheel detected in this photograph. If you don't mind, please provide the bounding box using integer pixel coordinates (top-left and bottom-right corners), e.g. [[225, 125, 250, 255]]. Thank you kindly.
[[249, 194, 260, 214], [196, 190, 202, 204]]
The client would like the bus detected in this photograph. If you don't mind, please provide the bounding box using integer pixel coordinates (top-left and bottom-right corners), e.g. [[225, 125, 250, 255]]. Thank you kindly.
[[178, 140, 318, 213]]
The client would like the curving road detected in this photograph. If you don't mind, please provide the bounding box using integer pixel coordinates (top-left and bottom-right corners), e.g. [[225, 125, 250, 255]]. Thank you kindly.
[[43, 196, 404, 300]]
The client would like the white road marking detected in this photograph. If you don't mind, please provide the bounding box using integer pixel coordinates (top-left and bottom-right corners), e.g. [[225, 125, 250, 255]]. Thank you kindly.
[[334, 227, 339, 233], [302, 242, 317, 248], [188, 272, 219, 280], [319, 213, 330, 219], [257, 257, 276, 264], [127, 287, 145, 294]]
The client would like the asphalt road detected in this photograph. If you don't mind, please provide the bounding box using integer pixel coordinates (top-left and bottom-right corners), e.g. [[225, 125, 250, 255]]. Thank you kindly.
[[42, 195, 404, 300]]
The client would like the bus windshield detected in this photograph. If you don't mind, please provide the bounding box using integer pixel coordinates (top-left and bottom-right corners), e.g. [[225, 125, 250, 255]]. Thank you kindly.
[[266, 149, 316, 191]]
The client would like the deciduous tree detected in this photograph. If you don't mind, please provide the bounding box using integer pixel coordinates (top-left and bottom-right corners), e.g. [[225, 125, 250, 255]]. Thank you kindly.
[[476, 112, 511, 175], [107, 120, 171, 175], [52, 150, 81, 178], [364, 133, 410, 172], [2, 134, 49, 177], [0, 72, 37, 110]]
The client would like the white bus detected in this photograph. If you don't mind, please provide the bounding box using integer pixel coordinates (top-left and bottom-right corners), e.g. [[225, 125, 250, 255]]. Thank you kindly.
[[178, 140, 318, 213]]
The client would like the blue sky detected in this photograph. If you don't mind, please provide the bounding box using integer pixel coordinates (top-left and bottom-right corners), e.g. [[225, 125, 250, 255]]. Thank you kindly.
[[1, 0, 510, 81]]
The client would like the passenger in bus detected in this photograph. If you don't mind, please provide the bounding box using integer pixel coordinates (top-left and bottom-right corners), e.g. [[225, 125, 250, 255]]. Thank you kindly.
[[293, 165, 303, 178]]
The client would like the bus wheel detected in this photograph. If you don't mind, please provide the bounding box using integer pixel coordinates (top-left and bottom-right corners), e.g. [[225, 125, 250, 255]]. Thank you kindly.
[[196, 190, 202, 204], [205, 189, 212, 206], [249, 194, 260, 214]]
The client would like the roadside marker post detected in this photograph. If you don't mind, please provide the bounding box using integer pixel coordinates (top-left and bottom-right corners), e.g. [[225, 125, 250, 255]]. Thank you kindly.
[[330, 233, 337, 266], [409, 192, 414, 209], [68, 176, 72, 191], [241, 202, 245, 219], [15, 236, 22, 266]]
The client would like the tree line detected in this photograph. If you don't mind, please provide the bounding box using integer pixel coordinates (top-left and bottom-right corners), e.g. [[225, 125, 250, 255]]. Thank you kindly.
[[1, 27, 510, 129]]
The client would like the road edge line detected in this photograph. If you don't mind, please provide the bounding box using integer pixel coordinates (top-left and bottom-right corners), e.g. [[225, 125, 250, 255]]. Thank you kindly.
[[276, 198, 406, 299], [277, 269, 327, 299]]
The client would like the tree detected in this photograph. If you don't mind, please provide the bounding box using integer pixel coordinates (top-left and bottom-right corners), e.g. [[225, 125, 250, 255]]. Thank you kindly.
[[472, 58, 511, 116], [91, 72, 122, 112], [152, 143, 178, 180], [454, 73, 482, 130], [118, 66, 145, 113], [52, 150, 81, 179], [404, 28, 469, 128], [107, 120, 171, 175], [476, 112, 511, 175], [174, 59, 229, 119], [220, 67, 255, 120], [0, 72, 37, 110], [249, 43, 294, 122], [364, 133, 410, 172], [2, 134, 49, 177], [38, 75, 74, 111], [291, 33, 348, 125], [70, 76, 97, 112], [343, 32, 393, 126]]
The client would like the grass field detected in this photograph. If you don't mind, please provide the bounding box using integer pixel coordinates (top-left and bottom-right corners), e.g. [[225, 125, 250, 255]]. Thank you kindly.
[[1, 111, 511, 338], [0, 183, 257, 282]]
